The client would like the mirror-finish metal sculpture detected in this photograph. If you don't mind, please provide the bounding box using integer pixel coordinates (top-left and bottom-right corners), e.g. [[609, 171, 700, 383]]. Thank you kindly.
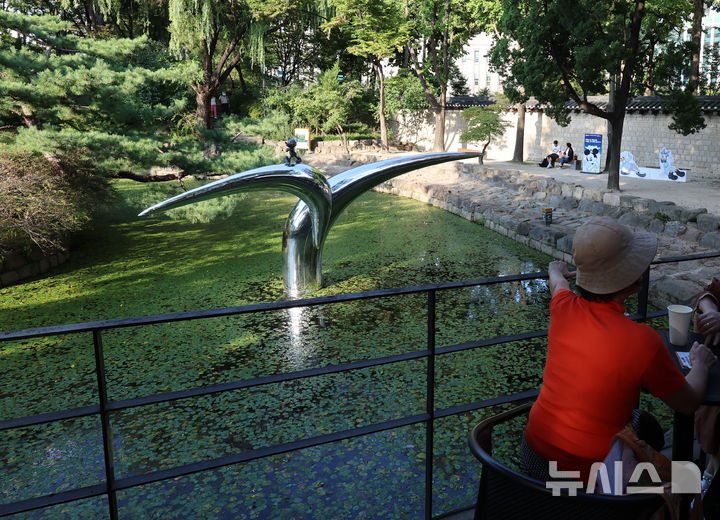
[[140, 152, 480, 295]]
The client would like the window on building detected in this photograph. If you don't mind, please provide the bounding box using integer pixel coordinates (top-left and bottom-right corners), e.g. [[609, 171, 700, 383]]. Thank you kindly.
[[474, 78, 479, 86], [462, 54, 467, 62], [474, 50, 479, 62]]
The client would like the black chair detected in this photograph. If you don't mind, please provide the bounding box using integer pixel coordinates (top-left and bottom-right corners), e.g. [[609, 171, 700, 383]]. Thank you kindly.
[[468, 402, 664, 520]]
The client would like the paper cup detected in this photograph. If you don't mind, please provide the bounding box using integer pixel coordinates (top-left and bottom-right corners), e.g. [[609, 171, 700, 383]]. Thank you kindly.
[[667, 304, 693, 346]]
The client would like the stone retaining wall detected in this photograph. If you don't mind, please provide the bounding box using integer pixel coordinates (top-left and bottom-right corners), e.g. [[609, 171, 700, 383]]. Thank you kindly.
[[366, 157, 720, 308], [0, 247, 69, 287]]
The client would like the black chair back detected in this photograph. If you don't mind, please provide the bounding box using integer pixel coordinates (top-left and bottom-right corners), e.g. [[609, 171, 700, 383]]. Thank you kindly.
[[468, 402, 664, 520]]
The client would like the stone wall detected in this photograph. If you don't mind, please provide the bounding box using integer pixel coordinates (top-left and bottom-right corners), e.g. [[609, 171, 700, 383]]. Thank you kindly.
[[0, 247, 69, 287], [391, 109, 720, 179]]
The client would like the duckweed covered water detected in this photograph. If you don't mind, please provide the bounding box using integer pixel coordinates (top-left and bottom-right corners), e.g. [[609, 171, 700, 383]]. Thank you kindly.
[[1, 179, 555, 518]]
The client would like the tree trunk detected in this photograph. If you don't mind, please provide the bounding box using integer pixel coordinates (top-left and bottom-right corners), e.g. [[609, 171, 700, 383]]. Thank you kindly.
[[606, 113, 625, 191], [194, 88, 213, 130], [512, 103, 525, 162], [688, 0, 705, 94], [433, 88, 447, 152], [604, 74, 617, 172], [374, 62, 389, 150]]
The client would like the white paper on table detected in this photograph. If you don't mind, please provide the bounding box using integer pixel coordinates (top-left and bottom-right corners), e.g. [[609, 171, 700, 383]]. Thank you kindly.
[[676, 351, 692, 369]]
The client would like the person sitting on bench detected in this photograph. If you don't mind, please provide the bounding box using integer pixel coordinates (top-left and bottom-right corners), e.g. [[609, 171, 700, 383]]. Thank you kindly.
[[559, 142, 574, 169]]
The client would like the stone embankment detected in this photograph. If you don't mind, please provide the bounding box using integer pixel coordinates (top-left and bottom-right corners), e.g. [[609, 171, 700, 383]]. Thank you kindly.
[[0, 247, 70, 287], [305, 152, 720, 309]]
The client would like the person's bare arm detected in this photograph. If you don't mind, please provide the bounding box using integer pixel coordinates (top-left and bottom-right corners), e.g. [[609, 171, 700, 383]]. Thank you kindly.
[[662, 341, 717, 414], [548, 261, 575, 297], [697, 295, 720, 347]]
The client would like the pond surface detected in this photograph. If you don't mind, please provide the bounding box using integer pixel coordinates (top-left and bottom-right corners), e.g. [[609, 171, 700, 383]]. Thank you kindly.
[[1, 181, 554, 518]]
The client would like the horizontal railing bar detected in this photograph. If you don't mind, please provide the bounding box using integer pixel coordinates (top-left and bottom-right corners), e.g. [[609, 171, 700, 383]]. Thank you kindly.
[[0, 405, 100, 432], [108, 349, 430, 412], [435, 389, 540, 419], [434, 504, 474, 519], [0, 387, 538, 516], [0, 483, 107, 517], [653, 251, 720, 265], [114, 413, 429, 490], [0, 272, 548, 341], [437, 330, 548, 356]]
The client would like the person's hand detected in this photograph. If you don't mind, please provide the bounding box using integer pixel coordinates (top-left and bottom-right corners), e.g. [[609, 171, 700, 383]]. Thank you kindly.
[[548, 261, 575, 279], [689, 341, 718, 371], [697, 311, 720, 346]]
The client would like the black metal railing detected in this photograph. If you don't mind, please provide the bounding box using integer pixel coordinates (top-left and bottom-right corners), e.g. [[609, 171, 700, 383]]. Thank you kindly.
[[1, 251, 718, 519]]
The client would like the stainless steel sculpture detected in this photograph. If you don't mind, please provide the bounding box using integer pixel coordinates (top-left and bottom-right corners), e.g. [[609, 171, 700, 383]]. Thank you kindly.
[[140, 152, 480, 295]]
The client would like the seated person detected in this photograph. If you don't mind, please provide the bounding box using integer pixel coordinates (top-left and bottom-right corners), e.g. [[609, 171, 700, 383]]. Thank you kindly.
[[694, 277, 720, 511], [521, 217, 717, 482], [558, 142, 574, 168], [539, 140, 562, 168]]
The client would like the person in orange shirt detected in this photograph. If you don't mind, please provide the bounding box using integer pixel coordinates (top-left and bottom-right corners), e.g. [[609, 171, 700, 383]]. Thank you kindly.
[[522, 216, 717, 482]]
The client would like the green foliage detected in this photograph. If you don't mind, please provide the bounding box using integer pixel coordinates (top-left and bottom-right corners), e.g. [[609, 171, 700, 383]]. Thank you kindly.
[[0, 151, 114, 254], [385, 70, 431, 115], [0, 11, 194, 132], [223, 111, 294, 142], [460, 104, 509, 147], [668, 90, 707, 135], [296, 63, 362, 135]]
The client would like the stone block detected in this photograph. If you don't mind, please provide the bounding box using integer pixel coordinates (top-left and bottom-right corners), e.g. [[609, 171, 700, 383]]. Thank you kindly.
[[680, 208, 707, 222], [3, 253, 26, 271], [619, 195, 641, 208], [547, 181, 563, 195], [654, 278, 701, 306], [602, 206, 626, 219], [586, 189, 607, 202], [619, 213, 652, 230], [556, 233, 575, 253], [0, 271, 20, 286], [536, 179, 548, 191], [700, 231, 720, 249], [529, 226, 566, 246], [516, 221, 533, 236], [649, 218, 665, 234], [603, 193, 621, 206], [577, 199, 596, 212], [572, 186, 584, 200], [664, 221, 687, 237], [561, 183, 575, 197], [697, 213, 720, 232], [632, 198, 656, 214], [18, 263, 38, 279], [533, 191, 547, 200]]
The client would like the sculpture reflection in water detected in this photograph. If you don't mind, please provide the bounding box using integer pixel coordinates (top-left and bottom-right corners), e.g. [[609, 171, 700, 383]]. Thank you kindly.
[[139, 152, 480, 296]]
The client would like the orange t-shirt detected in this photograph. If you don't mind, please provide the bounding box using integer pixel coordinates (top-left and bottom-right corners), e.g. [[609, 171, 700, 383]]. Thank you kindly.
[[525, 288, 686, 477]]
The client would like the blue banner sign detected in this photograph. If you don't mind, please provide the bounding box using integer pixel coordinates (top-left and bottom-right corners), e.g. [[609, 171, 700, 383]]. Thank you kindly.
[[582, 134, 603, 174]]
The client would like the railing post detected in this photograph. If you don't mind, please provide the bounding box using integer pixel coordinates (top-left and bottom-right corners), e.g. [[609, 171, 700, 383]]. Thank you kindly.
[[638, 267, 650, 322], [93, 330, 119, 520], [425, 290, 436, 520]]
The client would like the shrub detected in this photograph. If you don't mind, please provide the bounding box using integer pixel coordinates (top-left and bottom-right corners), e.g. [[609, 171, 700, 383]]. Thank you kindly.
[[0, 152, 114, 255]]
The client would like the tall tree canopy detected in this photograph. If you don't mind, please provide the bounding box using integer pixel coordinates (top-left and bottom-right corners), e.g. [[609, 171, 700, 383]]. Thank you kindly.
[[325, 0, 409, 149], [404, 0, 484, 151], [492, 0, 703, 190]]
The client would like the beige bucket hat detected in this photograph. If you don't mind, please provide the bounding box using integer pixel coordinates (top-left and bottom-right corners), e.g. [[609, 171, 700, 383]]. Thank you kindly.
[[573, 217, 658, 294]]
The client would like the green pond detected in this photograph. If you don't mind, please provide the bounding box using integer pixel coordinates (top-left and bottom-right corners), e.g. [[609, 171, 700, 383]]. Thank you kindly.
[[0, 178, 658, 518]]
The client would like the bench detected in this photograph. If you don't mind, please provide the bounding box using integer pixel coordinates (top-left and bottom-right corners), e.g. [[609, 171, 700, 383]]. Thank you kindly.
[[458, 147, 484, 164], [558, 154, 578, 168]]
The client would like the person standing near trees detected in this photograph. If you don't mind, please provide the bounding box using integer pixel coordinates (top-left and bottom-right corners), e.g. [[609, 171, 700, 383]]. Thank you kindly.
[[219, 92, 230, 116], [210, 96, 218, 119]]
